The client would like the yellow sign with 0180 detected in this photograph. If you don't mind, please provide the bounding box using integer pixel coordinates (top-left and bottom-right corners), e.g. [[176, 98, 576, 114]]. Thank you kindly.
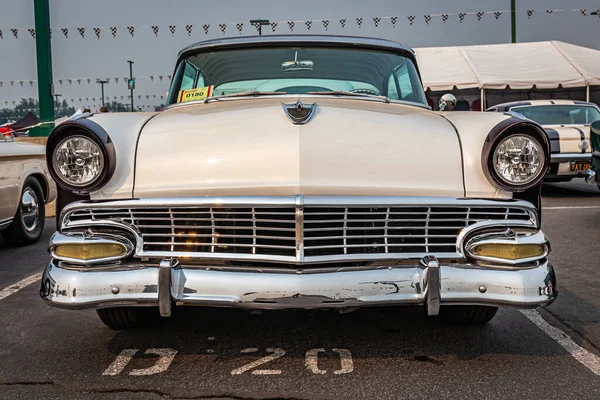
[[177, 86, 213, 103]]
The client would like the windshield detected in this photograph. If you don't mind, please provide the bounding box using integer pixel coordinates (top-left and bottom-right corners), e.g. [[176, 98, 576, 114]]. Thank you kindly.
[[513, 105, 600, 125], [168, 46, 426, 105]]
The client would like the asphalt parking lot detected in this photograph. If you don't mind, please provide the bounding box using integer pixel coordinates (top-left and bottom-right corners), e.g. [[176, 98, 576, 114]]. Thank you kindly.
[[0, 181, 599, 400]]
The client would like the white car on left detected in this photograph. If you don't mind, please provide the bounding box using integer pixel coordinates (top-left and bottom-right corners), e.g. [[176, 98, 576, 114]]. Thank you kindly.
[[0, 138, 56, 246]]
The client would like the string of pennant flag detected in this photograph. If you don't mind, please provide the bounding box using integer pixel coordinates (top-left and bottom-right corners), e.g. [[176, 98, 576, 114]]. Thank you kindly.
[[0, 75, 172, 89], [2, 94, 164, 106], [5, 104, 163, 112], [0, 8, 597, 39]]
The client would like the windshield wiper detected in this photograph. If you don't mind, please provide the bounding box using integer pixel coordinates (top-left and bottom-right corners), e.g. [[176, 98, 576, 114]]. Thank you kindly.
[[204, 91, 286, 103], [307, 90, 391, 103]]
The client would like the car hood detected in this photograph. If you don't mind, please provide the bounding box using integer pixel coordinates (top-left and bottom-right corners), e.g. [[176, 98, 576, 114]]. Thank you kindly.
[[542, 125, 590, 153], [133, 97, 466, 198]]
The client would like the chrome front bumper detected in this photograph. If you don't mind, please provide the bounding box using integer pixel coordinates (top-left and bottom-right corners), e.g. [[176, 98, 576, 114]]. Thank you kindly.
[[40, 258, 557, 314]]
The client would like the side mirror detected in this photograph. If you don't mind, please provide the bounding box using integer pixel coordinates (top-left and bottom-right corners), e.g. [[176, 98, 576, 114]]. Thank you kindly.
[[591, 119, 600, 136], [591, 120, 600, 153], [439, 93, 457, 111]]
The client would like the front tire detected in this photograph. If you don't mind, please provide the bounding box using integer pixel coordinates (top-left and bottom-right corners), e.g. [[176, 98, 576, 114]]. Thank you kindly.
[[1, 177, 45, 246], [440, 305, 498, 324], [96, 307, 161, 329]]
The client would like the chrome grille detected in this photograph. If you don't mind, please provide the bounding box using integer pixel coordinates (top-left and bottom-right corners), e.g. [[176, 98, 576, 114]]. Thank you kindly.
[[68, 207, 297, 257], [302, 206, 532, 257], [63, 197, 535, 263]]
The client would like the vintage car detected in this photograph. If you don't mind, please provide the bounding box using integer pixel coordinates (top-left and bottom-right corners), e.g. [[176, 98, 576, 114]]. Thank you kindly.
[[0, 138, 56, 246], [588, 120, 600, 188], [40, 36, 556, 329], [487, 100, 600, 183]]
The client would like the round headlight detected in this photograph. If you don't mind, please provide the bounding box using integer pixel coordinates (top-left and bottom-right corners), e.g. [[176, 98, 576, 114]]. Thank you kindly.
[[492, 134, 543, 185], [52, 135, 105, 187]]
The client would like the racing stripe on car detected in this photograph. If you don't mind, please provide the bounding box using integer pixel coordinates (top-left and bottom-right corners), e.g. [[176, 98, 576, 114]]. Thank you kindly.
[[545, 128, 561, 153], [571, 127, 586, 153]]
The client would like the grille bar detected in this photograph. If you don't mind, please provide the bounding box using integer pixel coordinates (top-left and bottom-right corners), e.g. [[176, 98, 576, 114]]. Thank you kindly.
[[63, 196, 537, 263]]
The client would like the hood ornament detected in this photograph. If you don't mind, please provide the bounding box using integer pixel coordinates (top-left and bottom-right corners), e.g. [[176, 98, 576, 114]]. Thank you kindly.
[[282, 98, 317, 125]]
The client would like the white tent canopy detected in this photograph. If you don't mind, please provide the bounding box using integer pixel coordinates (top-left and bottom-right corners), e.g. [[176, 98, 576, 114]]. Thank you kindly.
[[414, 41, 600, 92]]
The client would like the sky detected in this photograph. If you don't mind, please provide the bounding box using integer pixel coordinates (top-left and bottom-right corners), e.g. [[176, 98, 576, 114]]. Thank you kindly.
[[1, 0, 600, 111]]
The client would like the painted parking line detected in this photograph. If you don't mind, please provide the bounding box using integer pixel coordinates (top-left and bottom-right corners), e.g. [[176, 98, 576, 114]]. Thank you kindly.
[[544, 206, 600, 210], [520, 309, 600, 376], [0, 272, 42, 302]]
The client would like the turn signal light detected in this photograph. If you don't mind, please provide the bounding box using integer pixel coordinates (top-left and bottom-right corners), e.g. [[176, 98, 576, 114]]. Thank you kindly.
[[54, 243, 127, 261], [472, 243, 545, 261]]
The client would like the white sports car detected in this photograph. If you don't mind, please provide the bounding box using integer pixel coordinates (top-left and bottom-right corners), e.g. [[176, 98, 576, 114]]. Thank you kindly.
[[0, 138, 56, 246], [488, 100, 599, 182], [40, 35, 556, 329]]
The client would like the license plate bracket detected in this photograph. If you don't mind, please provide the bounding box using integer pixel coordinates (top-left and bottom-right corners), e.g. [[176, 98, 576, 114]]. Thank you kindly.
[[570, 161, 591, 172]]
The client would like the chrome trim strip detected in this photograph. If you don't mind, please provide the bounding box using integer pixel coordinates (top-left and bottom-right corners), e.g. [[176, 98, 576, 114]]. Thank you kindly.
[[295, 194, 304, 262], [0, 218, 13, 230], [454, 219, 537, 254], [163, 94, 431, 111], [550, 153, 592, 162], [60, 196, 537, 212]]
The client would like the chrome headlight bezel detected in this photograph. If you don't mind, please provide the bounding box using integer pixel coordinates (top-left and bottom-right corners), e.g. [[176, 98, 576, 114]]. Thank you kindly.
[[46, 119, 116, 194], [482, 120, 550, 192]]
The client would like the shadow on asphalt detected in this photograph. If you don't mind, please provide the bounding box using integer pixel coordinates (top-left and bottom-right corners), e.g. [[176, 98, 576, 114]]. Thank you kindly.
[[104, 306, 559, 363], [0, 217, 56, 251], [541, 182, 600, 198]]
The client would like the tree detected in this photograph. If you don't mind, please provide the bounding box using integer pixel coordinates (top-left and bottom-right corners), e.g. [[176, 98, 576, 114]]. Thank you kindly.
[[104, 101, 129, 112]]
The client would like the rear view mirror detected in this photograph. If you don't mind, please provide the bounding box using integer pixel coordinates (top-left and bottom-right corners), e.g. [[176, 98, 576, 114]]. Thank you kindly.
[[282, 60, 314, 73], [282, 48, 313, 73]]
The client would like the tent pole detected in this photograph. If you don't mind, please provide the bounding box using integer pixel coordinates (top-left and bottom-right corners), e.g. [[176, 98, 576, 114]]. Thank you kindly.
[[481, 88, 485, 112], [586, 85, 590, 102]]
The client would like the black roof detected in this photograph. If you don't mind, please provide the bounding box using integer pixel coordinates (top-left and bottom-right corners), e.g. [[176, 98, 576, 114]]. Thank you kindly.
[[178, 35, 410, 58]]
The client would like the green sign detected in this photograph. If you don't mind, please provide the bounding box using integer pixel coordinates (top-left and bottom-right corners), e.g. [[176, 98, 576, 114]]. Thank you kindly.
[[127, 79, 135, 90]]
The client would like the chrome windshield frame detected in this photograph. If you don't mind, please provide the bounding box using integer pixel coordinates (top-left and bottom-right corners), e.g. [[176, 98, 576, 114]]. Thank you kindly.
[[167, 35, 424, 107]]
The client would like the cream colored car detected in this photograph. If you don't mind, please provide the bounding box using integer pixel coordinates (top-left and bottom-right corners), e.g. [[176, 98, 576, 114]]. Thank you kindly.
[[488, 100, 600, 182], [0, 139, 56, 246], [40, 36, 556, 329]]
